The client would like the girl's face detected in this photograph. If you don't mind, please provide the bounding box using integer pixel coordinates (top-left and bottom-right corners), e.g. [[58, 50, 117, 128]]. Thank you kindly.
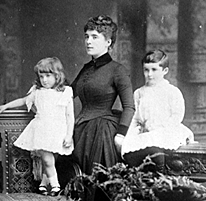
[[143, 62, 168, 86], [39, 72, 56, 89], [85, 30, 111, 59]]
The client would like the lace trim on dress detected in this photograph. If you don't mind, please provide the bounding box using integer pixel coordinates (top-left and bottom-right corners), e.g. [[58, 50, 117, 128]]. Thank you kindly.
[[25, 85, 36, 112], [57, 86, 73, 106]]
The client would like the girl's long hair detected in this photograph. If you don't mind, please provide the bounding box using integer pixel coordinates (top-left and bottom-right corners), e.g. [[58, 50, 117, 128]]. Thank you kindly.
[[34, 57, 66, 91]]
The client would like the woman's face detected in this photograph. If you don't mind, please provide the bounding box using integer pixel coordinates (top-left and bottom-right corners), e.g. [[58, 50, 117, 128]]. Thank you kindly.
[[85, 30, 111, 59]]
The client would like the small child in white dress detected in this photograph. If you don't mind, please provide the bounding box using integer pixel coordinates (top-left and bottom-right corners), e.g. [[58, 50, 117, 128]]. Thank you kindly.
[[0, 57, 75, 196], [121, 49, 194, 171]]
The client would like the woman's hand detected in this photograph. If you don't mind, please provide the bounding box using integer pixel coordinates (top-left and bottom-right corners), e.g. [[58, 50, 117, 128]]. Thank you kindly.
[[114, 134, 125, 154]]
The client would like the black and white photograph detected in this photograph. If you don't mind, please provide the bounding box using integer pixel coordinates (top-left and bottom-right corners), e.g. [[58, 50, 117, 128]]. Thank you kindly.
[[0, 0, 206, 201]]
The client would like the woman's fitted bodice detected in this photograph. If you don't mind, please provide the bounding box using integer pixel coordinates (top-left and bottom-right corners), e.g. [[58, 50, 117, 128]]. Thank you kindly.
[[75, 62, 118, 117], [72, 53, 134, 132]]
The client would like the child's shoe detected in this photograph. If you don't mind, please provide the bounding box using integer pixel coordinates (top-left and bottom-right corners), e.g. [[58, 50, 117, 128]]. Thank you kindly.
[[49, 186, 61, 197], [38, 185, 48, 196]]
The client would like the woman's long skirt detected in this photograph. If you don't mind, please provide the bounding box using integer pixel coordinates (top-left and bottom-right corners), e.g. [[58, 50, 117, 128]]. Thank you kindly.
[[72, 116, 122, 201], [72, 116, 122, 175]]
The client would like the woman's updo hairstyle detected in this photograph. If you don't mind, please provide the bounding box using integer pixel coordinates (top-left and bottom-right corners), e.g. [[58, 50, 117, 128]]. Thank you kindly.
[[142, 49, 169, 69], [84, 15, 118, 49], [34, 57, 66, 91]]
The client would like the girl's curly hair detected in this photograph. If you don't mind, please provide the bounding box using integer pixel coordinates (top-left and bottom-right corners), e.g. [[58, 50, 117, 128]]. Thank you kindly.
[[34, 57, 66, 91], [84, 15, 118, 49]]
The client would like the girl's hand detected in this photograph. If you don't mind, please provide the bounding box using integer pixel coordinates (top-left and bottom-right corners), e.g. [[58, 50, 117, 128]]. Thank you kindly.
[[114, 134, 124, 154], [63, 135, 73, 148], [134, 125, 142, 134], [0, 105, 6, 113]]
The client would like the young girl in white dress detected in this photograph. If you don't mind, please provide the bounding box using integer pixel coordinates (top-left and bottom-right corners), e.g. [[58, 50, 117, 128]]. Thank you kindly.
[[0, 57, 75, 196], [121, 49, 194, 171]]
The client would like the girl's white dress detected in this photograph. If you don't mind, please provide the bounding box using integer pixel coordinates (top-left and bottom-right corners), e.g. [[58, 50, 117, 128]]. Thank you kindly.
[[14, 86, 74, 155], [121, 79, 194, 156]]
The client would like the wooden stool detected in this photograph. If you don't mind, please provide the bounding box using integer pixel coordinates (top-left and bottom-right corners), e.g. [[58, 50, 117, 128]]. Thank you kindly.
[[0, 110, 34, 193], [0, 110, 82, 194], [166, 142, 206, 182]]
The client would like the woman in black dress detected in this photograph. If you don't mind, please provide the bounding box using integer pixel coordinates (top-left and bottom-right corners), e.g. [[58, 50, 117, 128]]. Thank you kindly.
[[71, 15, 134, 179]]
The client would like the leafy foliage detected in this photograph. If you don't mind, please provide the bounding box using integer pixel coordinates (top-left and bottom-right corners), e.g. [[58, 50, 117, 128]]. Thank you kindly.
[[64, 155, 206, 201]]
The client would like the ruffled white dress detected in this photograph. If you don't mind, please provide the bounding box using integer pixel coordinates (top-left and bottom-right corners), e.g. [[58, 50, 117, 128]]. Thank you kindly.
[[14, 86, 74, 155], [121, 79, 194, 157]]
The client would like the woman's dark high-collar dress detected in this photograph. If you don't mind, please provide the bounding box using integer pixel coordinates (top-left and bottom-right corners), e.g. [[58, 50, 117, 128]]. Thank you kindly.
[[71, 53, 135, 175]]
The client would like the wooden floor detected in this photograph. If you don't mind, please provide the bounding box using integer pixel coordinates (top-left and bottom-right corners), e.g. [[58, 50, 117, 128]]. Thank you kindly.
[[0, 193, 67, 201]]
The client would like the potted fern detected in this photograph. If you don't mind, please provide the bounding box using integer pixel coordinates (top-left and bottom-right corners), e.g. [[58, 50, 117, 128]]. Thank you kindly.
[[64, 155, 206, 201]]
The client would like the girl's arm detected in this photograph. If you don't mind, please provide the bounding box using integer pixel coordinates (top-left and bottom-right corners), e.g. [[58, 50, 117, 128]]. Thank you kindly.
[[66, 98, 75, 136], [63, 89, 75, 147], [168, 87, 185, 125], [128, 90, 142, 129], [124, 89, 143, 136], [0, 97, 27, 113]]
